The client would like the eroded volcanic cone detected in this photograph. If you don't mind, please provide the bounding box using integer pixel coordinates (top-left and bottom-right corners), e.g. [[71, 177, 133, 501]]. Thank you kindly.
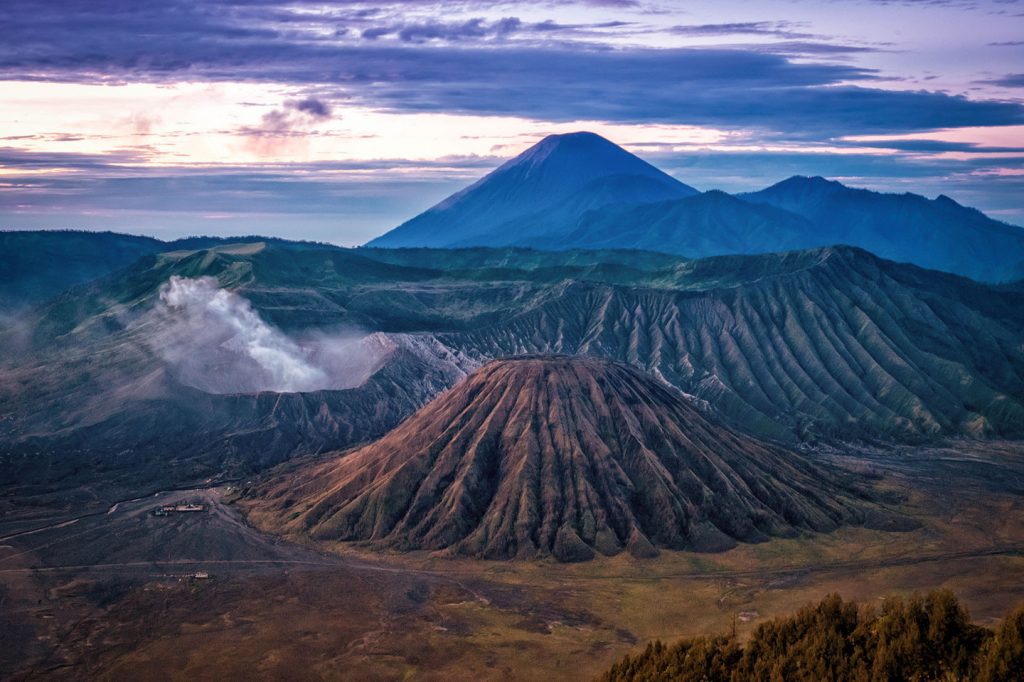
[[254, 356, 884, 561]]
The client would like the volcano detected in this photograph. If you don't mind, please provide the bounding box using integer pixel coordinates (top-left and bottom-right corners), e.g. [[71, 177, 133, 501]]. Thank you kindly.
[[365, 131, 697, 248], [253, 356, 887, 562]]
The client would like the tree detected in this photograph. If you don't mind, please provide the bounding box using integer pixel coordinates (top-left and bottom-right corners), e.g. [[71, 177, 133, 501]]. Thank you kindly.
[[979, 603, 1024, 682]]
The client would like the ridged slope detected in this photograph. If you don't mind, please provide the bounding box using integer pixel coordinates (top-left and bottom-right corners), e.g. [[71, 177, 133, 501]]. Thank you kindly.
[[447, 248, 1024, 442], [0, 333, 472, 488], [5, 244, 1023, 494], [254, 357, 882, 561]]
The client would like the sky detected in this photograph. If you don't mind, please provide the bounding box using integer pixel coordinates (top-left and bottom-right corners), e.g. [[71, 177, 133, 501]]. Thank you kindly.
[[1, 0, 1023, 245]]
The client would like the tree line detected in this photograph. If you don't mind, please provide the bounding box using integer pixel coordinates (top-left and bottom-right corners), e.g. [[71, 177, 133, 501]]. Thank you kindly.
[[600, 590, 1024, 681]]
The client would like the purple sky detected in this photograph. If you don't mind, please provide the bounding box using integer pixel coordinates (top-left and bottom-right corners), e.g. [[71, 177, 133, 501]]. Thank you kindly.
[[1, 0, 1022, 244]]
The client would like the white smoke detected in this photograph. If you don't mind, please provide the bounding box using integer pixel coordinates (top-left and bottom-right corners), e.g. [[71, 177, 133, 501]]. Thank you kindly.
[[154, 276, 384, 394]]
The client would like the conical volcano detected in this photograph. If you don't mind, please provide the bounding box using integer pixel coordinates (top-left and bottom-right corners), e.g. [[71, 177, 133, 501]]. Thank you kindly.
[[253, 356, 885, 562], [365, 132, 696, 248]]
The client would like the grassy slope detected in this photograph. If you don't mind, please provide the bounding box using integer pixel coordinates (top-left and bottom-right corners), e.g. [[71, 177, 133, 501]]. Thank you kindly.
[[0, 231, 339, 314]]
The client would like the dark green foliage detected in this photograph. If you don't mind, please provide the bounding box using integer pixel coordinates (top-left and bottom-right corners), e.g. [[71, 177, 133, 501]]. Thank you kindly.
[[600, 590, 1023, 682]]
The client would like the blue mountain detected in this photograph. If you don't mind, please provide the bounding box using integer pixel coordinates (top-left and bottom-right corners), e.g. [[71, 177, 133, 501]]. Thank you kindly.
[[368, 133, 1024, 282], [741, 176, 1024, 282], [548, 190, 817, 256], [365, 131, 698, 248]]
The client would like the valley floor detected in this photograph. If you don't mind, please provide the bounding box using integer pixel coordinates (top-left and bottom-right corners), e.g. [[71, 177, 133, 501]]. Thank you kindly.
[[1, 441, 1023, 681]]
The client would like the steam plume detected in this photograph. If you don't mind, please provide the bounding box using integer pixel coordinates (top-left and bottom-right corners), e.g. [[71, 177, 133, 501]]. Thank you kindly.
[[155, 276, 380, 394]]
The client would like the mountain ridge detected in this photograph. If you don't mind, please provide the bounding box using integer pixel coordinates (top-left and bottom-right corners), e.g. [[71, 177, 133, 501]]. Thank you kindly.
[[0, 230, 337, 313], [365, 132, 1024, 282], [4, 241, 1023, 496]]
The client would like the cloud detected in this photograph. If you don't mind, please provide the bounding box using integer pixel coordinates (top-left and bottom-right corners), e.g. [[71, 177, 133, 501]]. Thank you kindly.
[[292, 97, 332, 118], [238, 97, 334, 156], [978, 73, 1024, 87], [1, 0, 1022, 234], [357, 16, 628, 43], [835, 138, 1024, 153], [530, 19, 632, 32], [744, 41, 882, 56], [670, 21, 815, 39], [0, 146, 147, 169], [1, 0, 1020, 137], [308, 48, 1017, 135], [0, 148, 482, 243], [155, 276, 384, 393], [362, 17, 523, 43], [3, 142, 1023, 244]]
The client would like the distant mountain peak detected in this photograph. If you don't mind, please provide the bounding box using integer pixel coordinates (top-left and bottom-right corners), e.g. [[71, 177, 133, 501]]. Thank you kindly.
[[522, 130, 612, 152], [546, 130, 605, 141], [698, 188, 737, 201], [743, 176, 1024, 281], [488, 130, 679, 182], [366, 132, 697, 249], [365, 134, 1024, 282], [772, 175, 845, 192]]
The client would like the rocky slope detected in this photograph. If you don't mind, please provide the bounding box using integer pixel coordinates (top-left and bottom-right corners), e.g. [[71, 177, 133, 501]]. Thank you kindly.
[[3, 242, 1022, 493], [251, 357, 890, 561], [0, 332, 473, 491], [447, 247, 1024, 442]]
